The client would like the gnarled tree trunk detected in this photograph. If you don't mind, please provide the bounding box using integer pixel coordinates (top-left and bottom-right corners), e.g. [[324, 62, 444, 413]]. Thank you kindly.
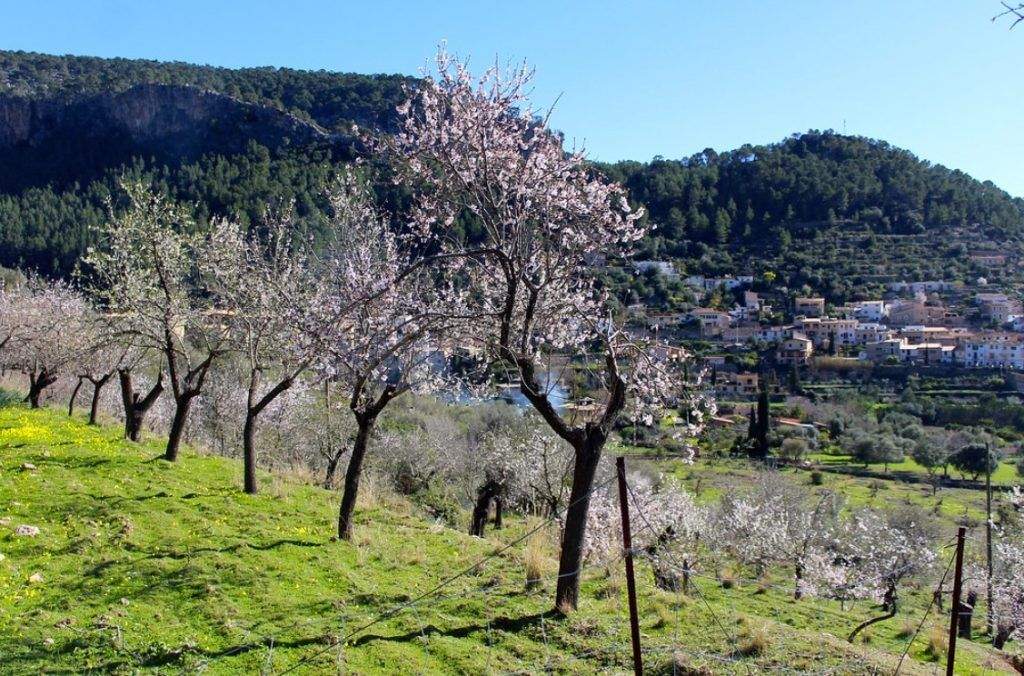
[[337, 415, 374, 540], [87, 373, 112, 425], [471, 480, 501, 537], [165, 394, 196, 461], [241, 370, 297, 494], [848, 584, 898, 642], [119, 369, 164, 442], [68, 377, 85, 416], [493, 494, 504, 529], [554, 436, 604, 612], [26, 368, 57, 408]]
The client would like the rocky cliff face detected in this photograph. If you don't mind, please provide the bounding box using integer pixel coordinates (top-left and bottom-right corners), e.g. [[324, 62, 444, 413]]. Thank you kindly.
[[0, 84, 346, 191]]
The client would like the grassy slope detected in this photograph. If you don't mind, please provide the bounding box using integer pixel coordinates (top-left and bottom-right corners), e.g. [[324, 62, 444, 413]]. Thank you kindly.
[[0, 406, 1017, 674]]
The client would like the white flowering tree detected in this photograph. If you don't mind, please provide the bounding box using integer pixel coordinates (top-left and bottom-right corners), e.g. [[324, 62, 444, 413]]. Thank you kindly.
[[2, 278, 91, 408], [70, 315, 129, 425], [204, 212, 318, 494], [801, 508, 937, 641], [84, 182, 229, 461], [715, 473, 842, 598], [301, 179, 457, 540], [0, 282, 28, 360], [467, 428, 535, 536], [583, 472, 704, 592], [385, 48, 711, 611], [991, 540, 1024, 649]]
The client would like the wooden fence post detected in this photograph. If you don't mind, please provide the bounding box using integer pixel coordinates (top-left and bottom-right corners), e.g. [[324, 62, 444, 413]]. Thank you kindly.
[[616, 456, 643, 675], [946, 526, 967, 676]]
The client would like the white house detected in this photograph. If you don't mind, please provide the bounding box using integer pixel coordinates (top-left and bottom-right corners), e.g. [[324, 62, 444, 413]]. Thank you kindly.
[[633, 260, 678, 280], [852, 300, 889, 322]]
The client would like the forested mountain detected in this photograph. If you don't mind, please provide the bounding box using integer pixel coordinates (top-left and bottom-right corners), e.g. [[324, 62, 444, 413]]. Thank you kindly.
[[0, 50, 411, 132], [604, 133, 1024, 258], [1, 49, 1022, 281]]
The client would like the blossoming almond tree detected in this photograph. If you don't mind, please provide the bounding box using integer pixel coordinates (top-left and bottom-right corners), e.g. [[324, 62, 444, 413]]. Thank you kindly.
[[84, 181, 229, 461], [991, 540, 1024, 649], [801, 507, 937, 641], [204, 212, 318, 494], [715, 473, 842, 599], [384, 48, 711, 610], [301, 178, 460, 540], [3, 277, 91, 408], [582, 472, 704, 593]]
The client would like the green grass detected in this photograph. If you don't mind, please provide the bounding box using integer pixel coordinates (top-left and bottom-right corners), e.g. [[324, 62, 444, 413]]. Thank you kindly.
[[0, 406, 1019, 673], [808, 451, 1021, 486]]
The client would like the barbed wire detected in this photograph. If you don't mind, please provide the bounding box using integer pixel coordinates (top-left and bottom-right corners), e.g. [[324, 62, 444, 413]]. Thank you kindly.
[[892, 548, 957, 675], [624, 480, 753, 676], [275, 474, 619, 674]]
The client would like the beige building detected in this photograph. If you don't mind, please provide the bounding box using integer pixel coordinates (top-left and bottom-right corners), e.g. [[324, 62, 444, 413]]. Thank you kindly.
[[795, 317, 859, 348], [777, 333, 813, 365], [690, 308, 732, 336], [715, 371, 760, 398], [794, 297, 825, 317]]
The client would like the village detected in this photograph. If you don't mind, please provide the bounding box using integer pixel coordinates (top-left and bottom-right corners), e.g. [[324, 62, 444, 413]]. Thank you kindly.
[[622, 254, 1024, 401]]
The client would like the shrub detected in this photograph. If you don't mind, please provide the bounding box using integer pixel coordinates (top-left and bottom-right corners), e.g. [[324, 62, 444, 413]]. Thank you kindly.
[[0, 389, 20, 408], [412, 486, 462, 527], [649, 652, 713, 676], [810, 470, 825, 486], [780, 437, 809, 462], [735, 623, 770, 657]]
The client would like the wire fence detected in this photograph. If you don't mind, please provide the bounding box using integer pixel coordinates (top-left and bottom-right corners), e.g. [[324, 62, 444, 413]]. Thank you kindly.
[[61, 465, 994, 676]]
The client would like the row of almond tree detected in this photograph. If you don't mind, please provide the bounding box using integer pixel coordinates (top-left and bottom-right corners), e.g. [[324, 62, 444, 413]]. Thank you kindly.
[[4, 271, 1022, 651], [0, 49, 711, 612], [586, 471, 1024, 647]]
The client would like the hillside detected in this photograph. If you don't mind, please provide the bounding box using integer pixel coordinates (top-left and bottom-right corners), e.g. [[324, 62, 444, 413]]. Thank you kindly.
[[0, 404, 1017, 674], [1, 50, 1022, 291]]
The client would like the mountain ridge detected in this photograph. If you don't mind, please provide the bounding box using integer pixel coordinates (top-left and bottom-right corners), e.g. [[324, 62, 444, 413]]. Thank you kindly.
[[1, 49, 1022, 293]]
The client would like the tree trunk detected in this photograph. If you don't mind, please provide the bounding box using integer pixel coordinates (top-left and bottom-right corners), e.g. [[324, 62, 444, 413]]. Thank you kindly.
[[958, 590, 975, 639], [324, 456, 338, 489], [119, 370, 163, 442], [471, 480, 501, 537], [993, 625, 1011, 650], [27, 369, 56, 409], [794, 561, 804, 600], [242, 409, 258, 494], [337, 417, 373, 540], [68, 377, 84, 416], [88, 374, 111, 425], [493, 494, 504, 529], [554, 437, 603, 613], [165, 394, 194, 461], [848, 585, 897, 642]]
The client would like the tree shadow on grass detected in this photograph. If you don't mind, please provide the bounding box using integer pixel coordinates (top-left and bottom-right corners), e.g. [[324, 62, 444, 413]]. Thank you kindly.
[[72, 609, 562, 670], [350, 609, 559, 647], [79, 538, 324, 576]]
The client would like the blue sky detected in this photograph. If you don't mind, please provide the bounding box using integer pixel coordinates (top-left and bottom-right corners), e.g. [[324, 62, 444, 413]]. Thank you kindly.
[[3, 1, 1022, 195]]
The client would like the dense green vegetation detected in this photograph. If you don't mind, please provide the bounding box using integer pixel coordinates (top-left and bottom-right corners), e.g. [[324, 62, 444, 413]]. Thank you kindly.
[[605, 132, 1024, 256], [0, 49, 411, 132]]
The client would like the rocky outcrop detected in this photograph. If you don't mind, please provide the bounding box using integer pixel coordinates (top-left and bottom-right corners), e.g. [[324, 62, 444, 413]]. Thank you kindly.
[[0, 84, 347, 191]]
